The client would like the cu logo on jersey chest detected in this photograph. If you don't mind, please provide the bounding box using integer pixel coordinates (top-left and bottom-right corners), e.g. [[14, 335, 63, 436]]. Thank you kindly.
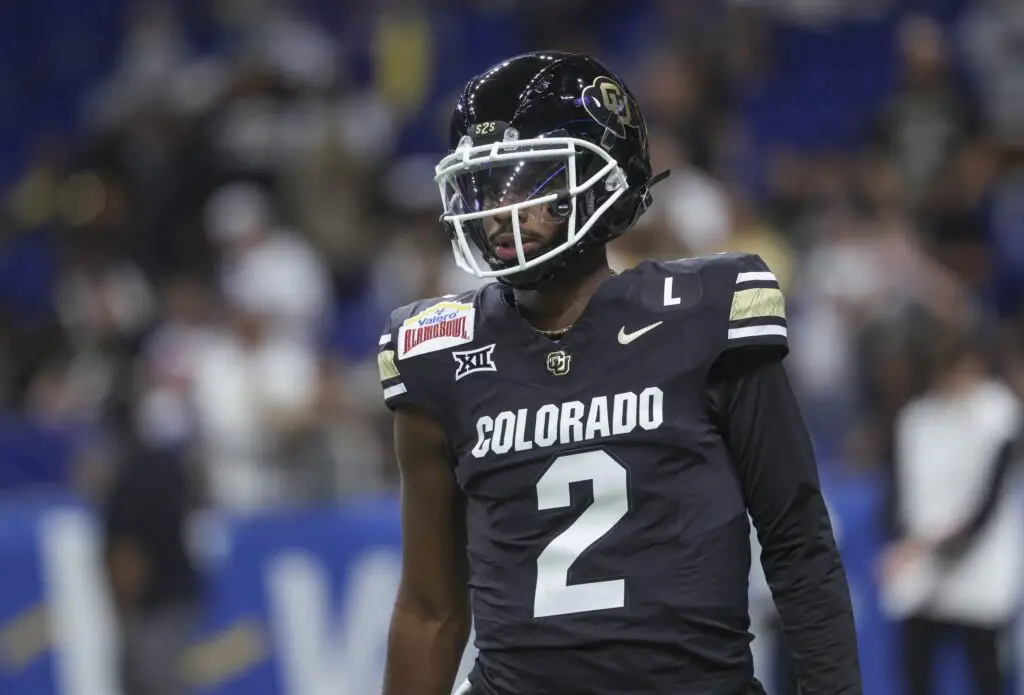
[[546, 350, 571, 376]]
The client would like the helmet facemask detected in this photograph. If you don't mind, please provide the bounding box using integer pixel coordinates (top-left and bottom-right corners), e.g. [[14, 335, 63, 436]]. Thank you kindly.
[[435, 127, 629, 283]]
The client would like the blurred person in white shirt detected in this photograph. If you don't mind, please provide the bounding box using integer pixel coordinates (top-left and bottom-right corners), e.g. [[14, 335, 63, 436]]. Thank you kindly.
[[204, 181, 332, 345], [880, 327, 1023, 695], [643, 127, 733, 256], [190, 277, 322, 512]]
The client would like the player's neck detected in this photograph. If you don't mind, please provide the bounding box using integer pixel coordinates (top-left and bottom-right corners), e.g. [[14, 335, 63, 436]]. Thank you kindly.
[[512, 262, 614, 333]]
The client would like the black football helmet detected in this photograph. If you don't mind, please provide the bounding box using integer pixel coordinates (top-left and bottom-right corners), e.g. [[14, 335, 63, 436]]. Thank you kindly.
[[435, 51, 666, 287]]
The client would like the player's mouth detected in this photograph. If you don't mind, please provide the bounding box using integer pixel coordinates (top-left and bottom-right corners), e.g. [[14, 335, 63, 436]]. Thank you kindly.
[[490, 231, 543, 262]]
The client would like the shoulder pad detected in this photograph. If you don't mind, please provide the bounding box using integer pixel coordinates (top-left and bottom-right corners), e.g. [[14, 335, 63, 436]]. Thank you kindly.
[[655, 252, 788, 356], [387, 289, 481, 361], [707, 252, 788, 353], [661, 251, 767, 280], [377, 289, 480, 415]]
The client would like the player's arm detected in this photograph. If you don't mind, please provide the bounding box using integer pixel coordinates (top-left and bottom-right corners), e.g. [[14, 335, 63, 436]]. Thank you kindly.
[[383, 406, 471, 695], [709, 348, 862, 694]]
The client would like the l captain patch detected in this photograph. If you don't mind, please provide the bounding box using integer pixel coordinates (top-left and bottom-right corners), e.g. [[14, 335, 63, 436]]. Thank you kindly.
[[398, 302, 475, 359]]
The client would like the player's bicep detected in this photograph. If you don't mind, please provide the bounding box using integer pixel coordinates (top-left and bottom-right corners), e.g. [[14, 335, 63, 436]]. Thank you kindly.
[[393, 407, 468, 619]]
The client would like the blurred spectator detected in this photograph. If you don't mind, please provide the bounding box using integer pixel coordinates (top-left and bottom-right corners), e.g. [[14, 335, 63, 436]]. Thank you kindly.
[[881, 327, 1022, 695], [87, 0, 194, 129], [102, 405, 200, 695], [958, 0, 1024, 146], [871, 14, 978, 204], [279, 88, 395, 277], [232, 0, 338, 90], [134, 275, 215, 451], [189, 286, 323, 511], [633, 50, 722, 174], [55, 242, 156, 353], [646, 127, 734, 255], [203, 181, 332, 345]]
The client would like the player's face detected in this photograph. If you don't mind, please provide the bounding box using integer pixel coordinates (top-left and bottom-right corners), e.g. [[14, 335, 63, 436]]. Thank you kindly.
[[446, 159, 570, 263], [483, 185, 566, 262]]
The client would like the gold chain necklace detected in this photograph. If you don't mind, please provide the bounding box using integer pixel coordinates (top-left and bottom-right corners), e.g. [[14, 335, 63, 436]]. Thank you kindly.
[[535, 325, 571, 338], [516, 270, 618, 338]]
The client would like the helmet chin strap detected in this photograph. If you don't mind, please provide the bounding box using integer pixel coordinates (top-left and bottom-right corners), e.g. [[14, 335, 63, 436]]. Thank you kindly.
[[498, 238, 607, 291]]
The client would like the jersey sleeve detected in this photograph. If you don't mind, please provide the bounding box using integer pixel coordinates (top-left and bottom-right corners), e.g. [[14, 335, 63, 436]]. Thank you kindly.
[[377, 312, 414, 412], [707, 353, 861, 692], [376, 300, 461, 428], [718, 253, 788, 356]]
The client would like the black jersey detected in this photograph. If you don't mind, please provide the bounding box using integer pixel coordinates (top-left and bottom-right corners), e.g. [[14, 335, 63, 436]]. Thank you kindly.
[[378, 253, 857, 695]]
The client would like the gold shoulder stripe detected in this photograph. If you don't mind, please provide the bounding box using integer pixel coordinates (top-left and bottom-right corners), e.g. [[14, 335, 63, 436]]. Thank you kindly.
[[378, 349, 400, 382], [730, 287, 786, 322]]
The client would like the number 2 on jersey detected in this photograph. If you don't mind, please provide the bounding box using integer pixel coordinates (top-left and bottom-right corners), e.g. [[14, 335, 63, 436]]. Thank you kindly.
[[534, 450, 629, 618]]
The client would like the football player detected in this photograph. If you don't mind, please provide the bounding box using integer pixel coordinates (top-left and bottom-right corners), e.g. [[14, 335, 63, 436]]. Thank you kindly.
[[378, 52, 861, 695]]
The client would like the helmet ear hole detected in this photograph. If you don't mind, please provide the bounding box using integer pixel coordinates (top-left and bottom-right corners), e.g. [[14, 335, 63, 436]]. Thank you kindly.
[[549, 193, 572, 219]]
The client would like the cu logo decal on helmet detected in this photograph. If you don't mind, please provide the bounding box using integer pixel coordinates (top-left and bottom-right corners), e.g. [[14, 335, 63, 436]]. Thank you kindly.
[[581, 76, 636, 139]]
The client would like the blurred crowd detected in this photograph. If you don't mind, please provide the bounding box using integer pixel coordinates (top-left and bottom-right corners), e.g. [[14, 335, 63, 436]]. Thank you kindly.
[[2, 0, 1024, 693], [4, 0, 1023, 509], [0, 0, 1021, 524]]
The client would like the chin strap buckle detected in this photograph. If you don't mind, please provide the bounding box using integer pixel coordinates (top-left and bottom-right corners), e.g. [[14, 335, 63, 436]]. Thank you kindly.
[[648, 169, 671, 188], [639, 168, 671, 212]]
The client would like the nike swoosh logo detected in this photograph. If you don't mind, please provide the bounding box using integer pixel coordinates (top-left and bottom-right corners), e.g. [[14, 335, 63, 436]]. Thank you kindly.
[[618, 321, 663, 345]]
